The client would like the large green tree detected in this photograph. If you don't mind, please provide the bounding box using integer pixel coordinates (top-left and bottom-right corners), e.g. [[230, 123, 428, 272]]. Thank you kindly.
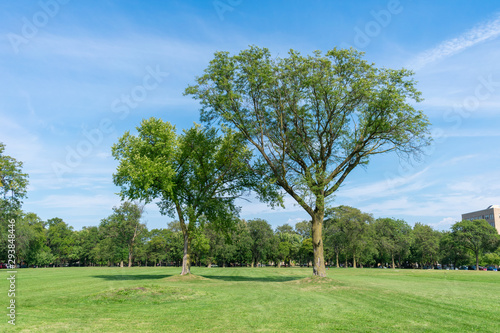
[[451, 219, 500, 270], [186, 46, 431, 276], [112, 118, 280, 275]]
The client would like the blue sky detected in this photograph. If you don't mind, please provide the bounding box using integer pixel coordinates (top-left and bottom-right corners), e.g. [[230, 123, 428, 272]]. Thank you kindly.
[[1, 0, 500, 231]]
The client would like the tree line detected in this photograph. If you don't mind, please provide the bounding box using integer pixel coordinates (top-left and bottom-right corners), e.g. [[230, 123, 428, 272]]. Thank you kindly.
[[2, 200, 499, 270]]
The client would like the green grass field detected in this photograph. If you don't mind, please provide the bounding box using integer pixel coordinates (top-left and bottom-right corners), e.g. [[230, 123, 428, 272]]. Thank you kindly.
[[1, 266, 499, 332]]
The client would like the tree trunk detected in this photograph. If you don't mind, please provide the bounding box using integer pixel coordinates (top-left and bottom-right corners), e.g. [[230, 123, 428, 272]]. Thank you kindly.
[[311, 211, 326, 277], [175, 202, 191, 275], [336, 252, 339, 268], [128, 250, 133, 268], [120, 260, 124, 268], [391, 254, 395, 269], [475, 251, 479, 270], [181, 231, 191, 275], [128, 224, 138, 268], [353, 252, 357, 268]]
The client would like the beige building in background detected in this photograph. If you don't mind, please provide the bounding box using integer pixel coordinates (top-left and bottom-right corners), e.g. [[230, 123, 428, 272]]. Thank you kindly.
[[462, 205, 500, 234]]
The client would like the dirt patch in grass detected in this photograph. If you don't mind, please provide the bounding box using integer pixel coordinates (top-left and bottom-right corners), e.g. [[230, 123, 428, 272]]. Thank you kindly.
[[288, 275, 335, 284], [88, 285, 206, 304], [164, 274, 210, 282], [285, 275, 352, 292]]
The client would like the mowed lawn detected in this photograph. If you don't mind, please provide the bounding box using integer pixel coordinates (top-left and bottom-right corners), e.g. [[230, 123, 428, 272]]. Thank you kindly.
[[1, 266, 499, 332]]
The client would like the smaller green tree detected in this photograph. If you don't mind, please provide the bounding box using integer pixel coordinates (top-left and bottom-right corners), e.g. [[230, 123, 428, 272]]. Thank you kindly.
[[451, 219, 500, 270], [439, 231, 469, 268], [481, 251, 500, 268], [75, 226, 101, 266], [276, 231, 301, 266], [294, 221, 311, 239], [276, 224, 294, 235], [46, 218, 75, 266], [411, 223, 440, 268], [276, 240, 291, 267], [299, 238, 314, 266], [146, 228, 170, 266], [327, 206, 373, 268], [191, 229, 210, 267], [100, 202, 145, 267], [15, 212, 47, 266], [247, 218, 274, 267], [324, 216, 347, 268], [112, 118, 280, 275], [373, 218, 412, 268], [233, 219, 253, 267]]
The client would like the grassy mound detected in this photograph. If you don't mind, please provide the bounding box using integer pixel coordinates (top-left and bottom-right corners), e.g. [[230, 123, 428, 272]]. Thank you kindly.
[[88, 285, 205, 304]]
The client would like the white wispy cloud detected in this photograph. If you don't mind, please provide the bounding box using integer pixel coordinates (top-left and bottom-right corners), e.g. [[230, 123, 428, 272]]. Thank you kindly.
[[429, 217, 456, 230], [409, 13, 500, 70], [337, 167, 432, 201]]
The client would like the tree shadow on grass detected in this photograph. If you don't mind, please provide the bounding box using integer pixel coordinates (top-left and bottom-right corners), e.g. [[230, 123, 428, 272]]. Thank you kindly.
[[92, 274, 172, 281], [199, 275, 302, 282]]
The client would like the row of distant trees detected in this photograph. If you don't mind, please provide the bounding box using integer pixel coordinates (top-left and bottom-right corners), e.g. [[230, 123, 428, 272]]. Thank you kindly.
[[2, 200, 499, 270]]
